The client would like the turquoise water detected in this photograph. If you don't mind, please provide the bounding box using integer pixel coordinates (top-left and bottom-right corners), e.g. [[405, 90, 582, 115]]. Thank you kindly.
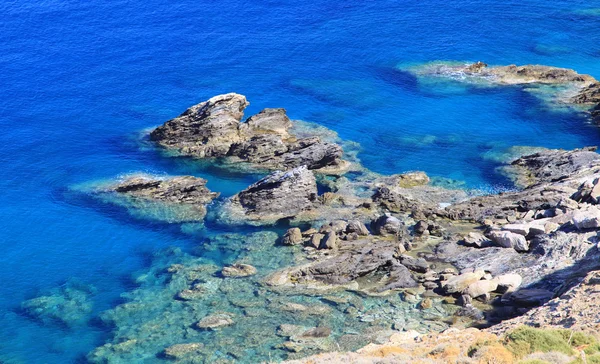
[[1, 0, 600, 362]]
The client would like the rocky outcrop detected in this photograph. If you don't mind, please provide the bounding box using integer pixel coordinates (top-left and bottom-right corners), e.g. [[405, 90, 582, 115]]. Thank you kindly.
[[489, 269, 600, 335], [150, 93, 349, 174], [406, 61, 600, 124], [222, 166, 319, 223], [110, 175, 219, 206]]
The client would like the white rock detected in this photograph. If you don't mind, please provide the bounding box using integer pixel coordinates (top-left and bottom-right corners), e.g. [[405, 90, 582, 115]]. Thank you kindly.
[[501, 223, 529, 237], [493, 273, 522, 293], [487, 230, 529, 252], [572, 208, 600, 230], [465, 279, 498, 298]]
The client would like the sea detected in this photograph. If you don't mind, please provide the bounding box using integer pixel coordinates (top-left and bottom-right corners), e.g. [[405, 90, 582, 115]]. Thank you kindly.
[[1, 0, 599, 362]]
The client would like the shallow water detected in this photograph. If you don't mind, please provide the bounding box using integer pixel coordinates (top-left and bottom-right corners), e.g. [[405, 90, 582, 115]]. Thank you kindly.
[[1, 0, 600, 362]]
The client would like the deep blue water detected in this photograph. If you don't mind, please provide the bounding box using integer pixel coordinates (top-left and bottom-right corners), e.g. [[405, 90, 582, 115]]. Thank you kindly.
[[1, 0, 600, 362]]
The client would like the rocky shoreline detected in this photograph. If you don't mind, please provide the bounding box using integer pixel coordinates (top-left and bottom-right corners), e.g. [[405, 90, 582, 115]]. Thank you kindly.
[[68, 66, 600, 362]]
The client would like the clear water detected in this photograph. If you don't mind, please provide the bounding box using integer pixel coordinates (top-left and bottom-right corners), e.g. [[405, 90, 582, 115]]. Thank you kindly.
[[1, 0, 599, 362]]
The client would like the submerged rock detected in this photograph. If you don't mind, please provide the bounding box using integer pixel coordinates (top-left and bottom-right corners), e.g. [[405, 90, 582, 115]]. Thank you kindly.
[[20, 281, 95, 327], [150, 93, 349, 174], [196, 313, 235, 330], [221, 263, 257, 278], [163, 343, 204, 360]]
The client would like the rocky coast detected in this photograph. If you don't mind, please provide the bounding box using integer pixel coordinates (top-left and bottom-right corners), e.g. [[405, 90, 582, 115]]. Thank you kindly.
[[73, 79, 600, 362]]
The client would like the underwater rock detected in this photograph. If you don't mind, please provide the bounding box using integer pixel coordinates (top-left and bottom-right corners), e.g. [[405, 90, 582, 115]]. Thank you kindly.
[[222, 165, 318, 223], [221, 263, 258, 278], [163, 343, 205, 360], [20, 281, 95, 327], [196, 313, 235, 330], [150, 93, 349, 174]]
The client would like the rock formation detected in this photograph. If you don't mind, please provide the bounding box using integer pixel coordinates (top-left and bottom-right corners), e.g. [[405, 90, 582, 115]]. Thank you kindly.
[[150, 93, 349, 174], [221, 165, 319, 223], [97, 174, 219, 222]]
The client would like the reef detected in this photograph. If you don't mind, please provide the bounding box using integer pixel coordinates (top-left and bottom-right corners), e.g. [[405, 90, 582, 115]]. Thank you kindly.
[[403, 61, 600, 123], [20, 280, 95, 328], [149, 93, 350, 174]]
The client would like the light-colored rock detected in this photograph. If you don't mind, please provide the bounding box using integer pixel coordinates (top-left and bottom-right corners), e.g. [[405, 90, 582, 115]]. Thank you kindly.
[[465, 279, 498, 298], [282, 228, 303, 245], [443, 270, 485, 294], [501, 223, 529, 236], [487, 230, 529, 252], [221, 264, 257, 278], [493, 273, 522, 293], [196, 313, 234, 330], [572, 207, 600, 230], [463, 232, 491, 248]]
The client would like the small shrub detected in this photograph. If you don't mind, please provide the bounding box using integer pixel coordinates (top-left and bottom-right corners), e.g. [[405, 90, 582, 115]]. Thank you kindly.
[[504, 327, 575, 358]]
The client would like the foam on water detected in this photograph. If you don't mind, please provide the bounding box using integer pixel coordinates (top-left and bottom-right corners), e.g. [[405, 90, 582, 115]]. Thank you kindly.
[[1, 0, 599, 362]]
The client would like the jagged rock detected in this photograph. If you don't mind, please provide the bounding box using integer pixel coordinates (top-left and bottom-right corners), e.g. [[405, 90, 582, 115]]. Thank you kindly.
[[150, 93, 348, 173], [487, 230, 529, 252], [394, 172, 430, 187], [414, 220, 428, 235], [572, 82, 600, 105], [308, 233, 324, 249], [225, 166, 318, 222], [221, 264, 257, 278], [282, 228, 303, 245], [196, 313, 234, 330], [501, 223, 529, 237], [372, 187, 422, 213]]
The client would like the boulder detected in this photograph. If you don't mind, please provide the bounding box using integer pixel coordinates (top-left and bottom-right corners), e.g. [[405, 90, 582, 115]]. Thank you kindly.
[[493, 273, 523, 293], [398, 255, 429, 273], [443, 270, 486, 294], [345, 220, 370, 236], [572, 207, 600, 230], [282, 228, 303, 245], [227, 166, 318, 221], [319, 232, 338, 250], [463, 232, 492, 248], [487, 230, 529, 252], [465, 279, 498, 298], [372, 214, 403, 236], [508, 289, 554, 307]]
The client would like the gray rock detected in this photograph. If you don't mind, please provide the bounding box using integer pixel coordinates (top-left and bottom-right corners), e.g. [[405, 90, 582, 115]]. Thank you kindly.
[[319, 232, 338, 250], [463, 232, 492, 248], [221, 264, 257, 278], [572, 207, 600, 230], [282, 228, 303, 245], [398, 255, 429, 273], [442, 270, 485, 294], [150, 93, 348, 172], [227, 166, 318, 221], [509, 289, 554, 307], [346, 220, 370, 236], [372, 214, 403, 236]]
